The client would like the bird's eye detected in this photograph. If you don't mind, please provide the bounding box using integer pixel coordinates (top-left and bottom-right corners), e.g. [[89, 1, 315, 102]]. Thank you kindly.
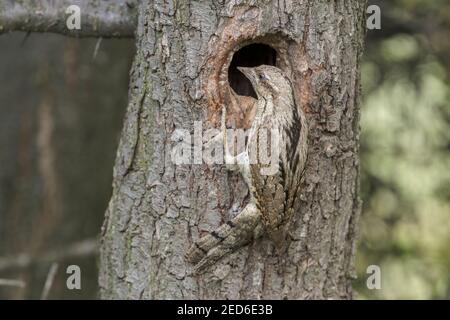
[[259, 73, 266, 81]]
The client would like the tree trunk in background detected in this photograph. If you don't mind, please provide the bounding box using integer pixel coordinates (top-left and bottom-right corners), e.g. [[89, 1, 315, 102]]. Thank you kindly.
[[100, 0, 366, 299], [0, 33, 134, 299]]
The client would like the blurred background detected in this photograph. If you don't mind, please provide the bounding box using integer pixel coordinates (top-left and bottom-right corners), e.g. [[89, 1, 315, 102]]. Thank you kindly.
[[0, 34, 134, 299], [355, 0, 450, 299], [0, 0, 449, 299]]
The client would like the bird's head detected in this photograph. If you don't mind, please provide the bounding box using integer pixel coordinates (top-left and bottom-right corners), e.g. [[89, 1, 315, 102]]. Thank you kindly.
[[237, 65, 291, 100]]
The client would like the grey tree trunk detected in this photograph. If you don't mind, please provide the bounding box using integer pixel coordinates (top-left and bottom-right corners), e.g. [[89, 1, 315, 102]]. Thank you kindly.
[[100, 0, 366, 299]]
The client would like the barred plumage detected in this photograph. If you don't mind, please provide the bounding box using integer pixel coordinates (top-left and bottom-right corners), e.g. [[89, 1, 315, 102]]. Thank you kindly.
[[186, 65, 308, 273]]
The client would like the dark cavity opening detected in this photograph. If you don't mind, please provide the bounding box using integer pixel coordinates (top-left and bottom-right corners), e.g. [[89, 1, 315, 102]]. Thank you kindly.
[[228, 43, 277, 98]]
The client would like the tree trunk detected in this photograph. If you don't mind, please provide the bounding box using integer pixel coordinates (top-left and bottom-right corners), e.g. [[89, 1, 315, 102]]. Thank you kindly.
[[100, 0, 366, 299]]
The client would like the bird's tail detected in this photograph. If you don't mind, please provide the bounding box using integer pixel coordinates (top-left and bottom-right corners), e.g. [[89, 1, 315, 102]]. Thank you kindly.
[[186, 203, 262, 273]]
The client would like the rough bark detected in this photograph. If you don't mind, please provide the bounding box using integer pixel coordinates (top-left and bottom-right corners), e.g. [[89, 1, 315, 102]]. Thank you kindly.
[[100, 0, 366, 299], [0, 0, 139, 38]]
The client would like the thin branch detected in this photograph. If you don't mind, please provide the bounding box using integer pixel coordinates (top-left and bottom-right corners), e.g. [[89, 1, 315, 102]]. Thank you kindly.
[[0, 0, 139, 38], [0, 279, 26, 288], [0, 238, 98, 272], [41, 263, 59, 300], [93, 37, 103, 59]]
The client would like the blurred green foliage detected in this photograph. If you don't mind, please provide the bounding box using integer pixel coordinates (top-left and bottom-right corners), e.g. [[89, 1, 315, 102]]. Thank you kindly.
[[355, 1, 450, 299]]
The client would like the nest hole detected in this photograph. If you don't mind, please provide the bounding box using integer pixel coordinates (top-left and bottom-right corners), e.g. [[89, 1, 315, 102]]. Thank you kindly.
[[228, 43, 277, 98]]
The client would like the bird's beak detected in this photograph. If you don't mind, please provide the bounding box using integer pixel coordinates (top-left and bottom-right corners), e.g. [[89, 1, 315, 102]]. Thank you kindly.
[[237, 66, 256, 82]]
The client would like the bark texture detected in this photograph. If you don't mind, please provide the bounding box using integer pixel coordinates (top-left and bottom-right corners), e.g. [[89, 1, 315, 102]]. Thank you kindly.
[[100, 0, 366, 299], [0, 0, 139, 38]]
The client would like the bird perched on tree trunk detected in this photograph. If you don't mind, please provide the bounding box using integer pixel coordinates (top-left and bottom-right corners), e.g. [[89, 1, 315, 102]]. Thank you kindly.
[[186, 65, 308, 273]]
